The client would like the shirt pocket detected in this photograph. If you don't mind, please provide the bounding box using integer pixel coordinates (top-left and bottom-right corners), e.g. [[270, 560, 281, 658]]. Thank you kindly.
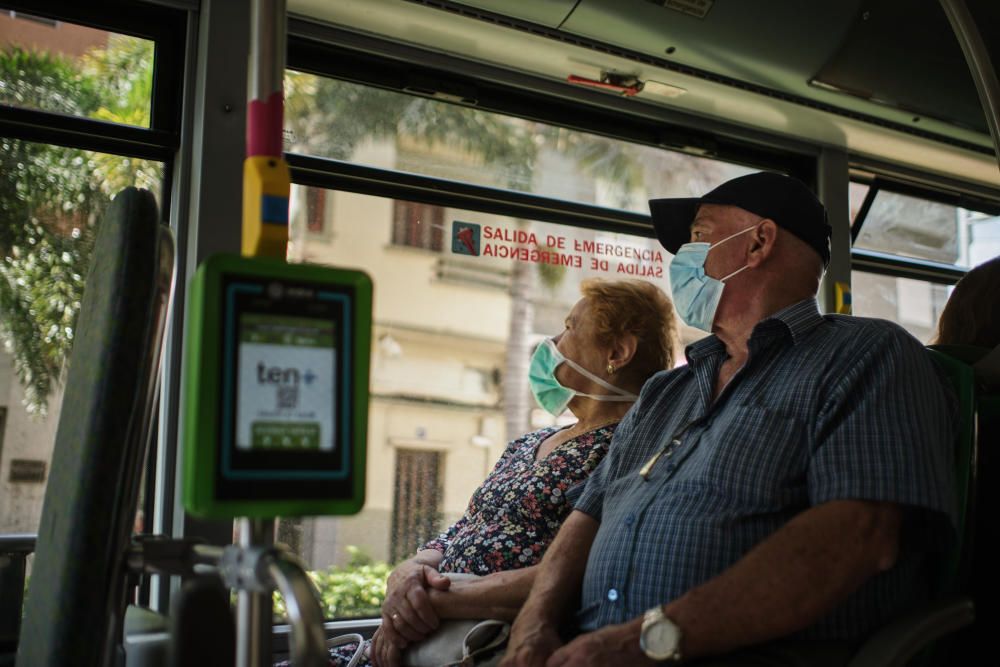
[[683, 406, 809, 507]]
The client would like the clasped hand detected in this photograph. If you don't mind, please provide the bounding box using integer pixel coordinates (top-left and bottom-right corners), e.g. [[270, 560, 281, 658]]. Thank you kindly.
[[371, 561, 451, 667]]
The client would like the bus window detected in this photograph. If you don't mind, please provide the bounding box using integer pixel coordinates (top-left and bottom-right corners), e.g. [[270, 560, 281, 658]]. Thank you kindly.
[[853, 189, 1000, 268], [851, 184, 1000, 340], [0, 13, 155, 128], [851, 272, 953, 343], [283, 72, 756, 215], [0, 138, 163, 536], [848, 181, 870, 225]]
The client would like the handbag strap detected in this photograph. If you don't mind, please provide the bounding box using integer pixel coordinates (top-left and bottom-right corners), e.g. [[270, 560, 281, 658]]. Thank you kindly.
[[443, 620, 511, 667], [326, 632, 367, 667]]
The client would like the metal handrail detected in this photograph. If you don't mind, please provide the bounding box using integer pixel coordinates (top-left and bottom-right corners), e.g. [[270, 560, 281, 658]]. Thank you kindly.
[[941, 0, 1000, 175]]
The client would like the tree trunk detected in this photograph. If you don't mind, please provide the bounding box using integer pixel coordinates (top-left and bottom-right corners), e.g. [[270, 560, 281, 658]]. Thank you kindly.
[[503, 220, 535, 443]]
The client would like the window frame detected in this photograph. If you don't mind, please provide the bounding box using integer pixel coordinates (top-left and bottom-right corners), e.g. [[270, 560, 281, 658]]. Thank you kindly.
[[849, 166, 1000, 286], [0, 0, 187, 135]]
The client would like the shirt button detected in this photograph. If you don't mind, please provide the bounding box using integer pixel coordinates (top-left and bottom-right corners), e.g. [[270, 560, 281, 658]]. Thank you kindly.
[[623, 513, 635, 526], [607, 588, 619, 602]]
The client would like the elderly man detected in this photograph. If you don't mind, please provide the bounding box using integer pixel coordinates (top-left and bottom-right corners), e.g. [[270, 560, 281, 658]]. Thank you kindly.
[[500, 172, 956, 666]]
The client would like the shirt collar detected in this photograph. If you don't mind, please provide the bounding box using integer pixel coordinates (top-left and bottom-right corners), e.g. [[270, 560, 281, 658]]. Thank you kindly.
[[684, 297, 823, 363], [754, 297, 824, 345]]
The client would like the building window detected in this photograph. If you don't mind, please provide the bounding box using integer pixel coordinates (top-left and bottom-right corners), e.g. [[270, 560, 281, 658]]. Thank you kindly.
[[306, 187, 326, 233], [390, 449, 442, 563], [392, 200, 445, 251]]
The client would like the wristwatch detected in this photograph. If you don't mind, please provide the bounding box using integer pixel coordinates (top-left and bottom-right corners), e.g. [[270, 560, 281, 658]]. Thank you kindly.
[[639, 605, 683, 663]]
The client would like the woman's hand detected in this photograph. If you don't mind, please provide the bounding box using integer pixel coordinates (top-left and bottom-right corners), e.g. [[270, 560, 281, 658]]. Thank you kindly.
[[370, 626, 402, 667], [380, 560, 452, 647]]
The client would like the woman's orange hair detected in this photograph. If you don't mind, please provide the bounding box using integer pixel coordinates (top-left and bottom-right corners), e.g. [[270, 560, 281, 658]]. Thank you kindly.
[[935, 255, 1000, 347], [580, 278, 678, 382]]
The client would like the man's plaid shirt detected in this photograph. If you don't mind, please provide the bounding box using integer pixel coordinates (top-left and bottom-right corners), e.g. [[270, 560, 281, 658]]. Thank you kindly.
[[574, 299, 957, 640]]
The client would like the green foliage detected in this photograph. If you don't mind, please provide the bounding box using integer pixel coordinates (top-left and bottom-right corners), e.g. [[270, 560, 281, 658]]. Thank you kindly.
[[535, 240, 568, 291], [80, 34, 153, 128], [274, 546, 391, 622], [0, 45, 101, 115], [0, 39, 156, 414]]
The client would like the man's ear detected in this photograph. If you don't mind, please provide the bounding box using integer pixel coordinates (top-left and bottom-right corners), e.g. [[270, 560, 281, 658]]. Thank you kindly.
[[746, 219, 778, 268]]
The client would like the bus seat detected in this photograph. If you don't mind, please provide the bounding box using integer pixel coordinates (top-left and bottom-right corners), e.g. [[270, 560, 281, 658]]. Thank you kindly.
[[166, 576, 235, 667], [847, 347, 979, 667], [15, 188, 175, 667], [121, 606, 170, 667]]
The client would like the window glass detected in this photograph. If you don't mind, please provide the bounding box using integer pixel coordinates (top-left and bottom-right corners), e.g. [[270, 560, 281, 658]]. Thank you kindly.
[[0, 13, 154, 127], [0, 138, 162, 537], [851, 271, 952, 343], [848, 181, 869, 226], [276, 184, 725, 620], [853, 188, 1000, 268], [283, 72, 756, 214]]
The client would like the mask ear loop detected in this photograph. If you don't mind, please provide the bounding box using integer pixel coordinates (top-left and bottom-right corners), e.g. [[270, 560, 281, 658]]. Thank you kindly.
[[720, 264, 750, 283], [543, 338, 638, 401], [712, 221, 762, 284], [558, 355, 638, 400]]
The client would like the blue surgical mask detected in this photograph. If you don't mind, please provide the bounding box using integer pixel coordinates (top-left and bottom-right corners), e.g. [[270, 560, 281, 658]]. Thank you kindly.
[[668, 224, 757, 331], [528, 339, 638, 416]]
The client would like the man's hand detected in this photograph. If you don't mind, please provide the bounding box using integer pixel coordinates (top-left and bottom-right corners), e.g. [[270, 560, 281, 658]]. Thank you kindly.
[[498, 622, 564, 667], [381, 561, 452, 647], [370, 626, 402, 667], [545, 619, 653, 667]]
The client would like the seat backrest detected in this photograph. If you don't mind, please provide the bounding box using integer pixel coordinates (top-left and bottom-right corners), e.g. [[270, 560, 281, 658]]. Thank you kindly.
[[16, 188, 174, 667], [925, 347, 977, 597], [848, 348, 983, 667], [965, 390, 997, 660]]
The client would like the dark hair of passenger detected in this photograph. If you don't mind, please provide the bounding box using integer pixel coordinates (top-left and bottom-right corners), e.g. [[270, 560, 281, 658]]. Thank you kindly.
[[934, 255, 1000, 347], [579, 278, 678, 380]]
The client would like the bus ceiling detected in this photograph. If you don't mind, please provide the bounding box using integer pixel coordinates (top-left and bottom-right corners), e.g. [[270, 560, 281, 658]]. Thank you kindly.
[[289, 0, 1000, 187]]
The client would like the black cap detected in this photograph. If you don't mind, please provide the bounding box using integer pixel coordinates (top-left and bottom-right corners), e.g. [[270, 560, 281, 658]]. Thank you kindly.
[[648, 172, 831, 267]]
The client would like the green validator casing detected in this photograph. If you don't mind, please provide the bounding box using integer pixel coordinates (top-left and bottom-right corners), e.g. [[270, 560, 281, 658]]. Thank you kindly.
[[182, 254, 372, 518]]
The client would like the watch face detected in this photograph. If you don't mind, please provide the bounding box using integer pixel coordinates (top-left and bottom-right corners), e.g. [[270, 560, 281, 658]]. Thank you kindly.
[[643, 617, 681, 660]]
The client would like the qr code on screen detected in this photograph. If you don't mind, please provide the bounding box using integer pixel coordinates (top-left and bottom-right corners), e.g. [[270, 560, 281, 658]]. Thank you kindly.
[[277, 385, 299, 409]]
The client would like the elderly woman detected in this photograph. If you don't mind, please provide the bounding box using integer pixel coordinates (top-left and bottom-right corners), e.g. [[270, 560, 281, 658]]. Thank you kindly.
[[327, 278, 677, 667], [934, 255, 1000, 388]]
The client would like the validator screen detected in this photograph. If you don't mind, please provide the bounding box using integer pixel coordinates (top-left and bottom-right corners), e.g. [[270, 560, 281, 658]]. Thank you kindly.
[[234, 313, 336, 452]]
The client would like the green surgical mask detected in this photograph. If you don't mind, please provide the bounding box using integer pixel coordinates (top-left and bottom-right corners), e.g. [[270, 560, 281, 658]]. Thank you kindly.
[[528, 339, 638, 416]]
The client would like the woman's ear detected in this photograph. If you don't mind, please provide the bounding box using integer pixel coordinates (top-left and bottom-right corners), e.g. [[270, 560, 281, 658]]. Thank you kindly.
[[609, 332, 638, 370], [746, 218, 778, 267]]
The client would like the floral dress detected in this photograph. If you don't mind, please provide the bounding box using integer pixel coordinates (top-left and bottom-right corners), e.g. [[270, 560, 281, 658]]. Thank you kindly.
[[423, 424, 615, 573], [303, 424, 615, 667]]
